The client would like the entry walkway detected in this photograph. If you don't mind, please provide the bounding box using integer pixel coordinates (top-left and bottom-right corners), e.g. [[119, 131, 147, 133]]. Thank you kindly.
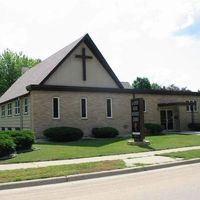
[[0, 146, 200, 171]]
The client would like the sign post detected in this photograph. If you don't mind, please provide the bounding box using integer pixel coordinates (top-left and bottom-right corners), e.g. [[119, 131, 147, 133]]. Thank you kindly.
[[131, 98, 145, 142]]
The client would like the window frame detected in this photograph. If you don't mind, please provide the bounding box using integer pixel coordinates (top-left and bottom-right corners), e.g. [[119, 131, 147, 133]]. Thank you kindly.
[[1, 105, 5, 118], [143, 99, 146, 112], [80, 97, 88, 119], [186, 100, 198, 112], [14, 99, 20, 115], [52, 97, 60, 119], [24, 97, 29, 114], [7, 102, 12, 116], [106, 98, 113, 118]]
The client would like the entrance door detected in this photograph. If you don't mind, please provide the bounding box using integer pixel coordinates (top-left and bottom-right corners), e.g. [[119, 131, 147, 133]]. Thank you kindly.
[[160, 110, 174, 130]]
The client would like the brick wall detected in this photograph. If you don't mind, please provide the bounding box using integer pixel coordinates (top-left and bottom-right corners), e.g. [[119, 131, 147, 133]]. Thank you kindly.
[[30, 90, 133, 138], [135, 93, 200, 131]]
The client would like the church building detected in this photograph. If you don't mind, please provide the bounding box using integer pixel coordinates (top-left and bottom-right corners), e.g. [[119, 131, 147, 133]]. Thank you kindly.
[[0, 34, 199, 138]]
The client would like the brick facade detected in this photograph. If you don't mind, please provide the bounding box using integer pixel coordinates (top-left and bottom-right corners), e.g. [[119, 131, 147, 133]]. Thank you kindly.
[[30, 90, 133, 138], [135, 93, 200, 131]]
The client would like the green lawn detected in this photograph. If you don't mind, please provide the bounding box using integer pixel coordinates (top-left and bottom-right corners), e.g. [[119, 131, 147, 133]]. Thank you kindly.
[[0, 160, 125, 183], [161, 149, 200, 160], [0, 134, 200, 164]]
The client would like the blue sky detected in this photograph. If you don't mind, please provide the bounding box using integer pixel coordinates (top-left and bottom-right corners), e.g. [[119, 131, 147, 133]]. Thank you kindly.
[[177, 15, 200, 38], [0, 0, 200, 91]]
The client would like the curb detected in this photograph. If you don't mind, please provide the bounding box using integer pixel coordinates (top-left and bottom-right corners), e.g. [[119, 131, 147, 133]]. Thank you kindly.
[[0, 158, 200, 190]]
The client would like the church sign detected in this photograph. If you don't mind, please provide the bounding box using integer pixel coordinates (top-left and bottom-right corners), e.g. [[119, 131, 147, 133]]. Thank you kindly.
[[131, 98, 145, 142]]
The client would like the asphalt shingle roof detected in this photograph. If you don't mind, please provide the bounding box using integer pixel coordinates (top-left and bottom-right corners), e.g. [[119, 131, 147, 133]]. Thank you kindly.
[[0, 35, 85, 104]]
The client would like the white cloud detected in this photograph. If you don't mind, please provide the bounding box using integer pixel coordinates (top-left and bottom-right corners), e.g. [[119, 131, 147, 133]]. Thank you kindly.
[[0, 0, 200, 90]]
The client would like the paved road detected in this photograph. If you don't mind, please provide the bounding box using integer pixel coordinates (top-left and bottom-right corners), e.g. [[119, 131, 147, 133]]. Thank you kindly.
[[1, 163, 200, 200]]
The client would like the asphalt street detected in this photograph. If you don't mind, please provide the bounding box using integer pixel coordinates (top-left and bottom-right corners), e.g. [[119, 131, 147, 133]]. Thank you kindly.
[[1, 163, 200, 200]]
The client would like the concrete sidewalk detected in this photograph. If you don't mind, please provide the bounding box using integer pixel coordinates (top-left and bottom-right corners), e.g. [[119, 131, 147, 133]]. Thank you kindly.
[[0, 146, 200, 171]]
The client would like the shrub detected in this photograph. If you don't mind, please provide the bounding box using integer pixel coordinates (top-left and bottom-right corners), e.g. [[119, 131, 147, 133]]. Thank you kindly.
[[9, 131, 34, 151], [0, 135, 16, 157], [43, 127, 84, 142], [144, 123, 163, 135], [92, 127, 119, 138], [188, 123, 200, 131]]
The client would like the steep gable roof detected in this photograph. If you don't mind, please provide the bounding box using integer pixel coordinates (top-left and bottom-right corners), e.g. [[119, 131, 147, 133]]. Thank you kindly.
[[0, 34, 123, 104]]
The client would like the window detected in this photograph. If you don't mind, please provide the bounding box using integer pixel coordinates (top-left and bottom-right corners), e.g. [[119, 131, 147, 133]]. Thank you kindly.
[[80, 98, 87, 119], [186, 100, 198, 112], [7, 103, 12, 116], [15, 99, 20, 115], [24, 98, 28, 114], [7, 127, 12, 131], [15, 127, 20, 131], [143, 100, 146, 112], [1, 127, 5, 131], [52, 97, 60, 119], [106, 98, 112, 118], [1, 105, 5, 117]]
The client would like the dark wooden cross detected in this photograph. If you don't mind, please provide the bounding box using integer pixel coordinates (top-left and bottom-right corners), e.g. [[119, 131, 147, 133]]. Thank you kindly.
[[75, 48, 92, 81]]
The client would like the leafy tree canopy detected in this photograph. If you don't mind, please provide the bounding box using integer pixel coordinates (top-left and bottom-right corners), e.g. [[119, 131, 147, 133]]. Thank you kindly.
[[132, 77, 190, 91], [132, 77, 151, 89], [0, 49, 41, 95], [162, 84, 190, 91], [151, 82, 162, 90]]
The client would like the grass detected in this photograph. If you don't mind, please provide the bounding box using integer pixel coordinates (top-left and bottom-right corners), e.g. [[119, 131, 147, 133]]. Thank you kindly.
[[0, 134, 200, 164], [161, 149, 200, 160], [0, 160, 125, 183]]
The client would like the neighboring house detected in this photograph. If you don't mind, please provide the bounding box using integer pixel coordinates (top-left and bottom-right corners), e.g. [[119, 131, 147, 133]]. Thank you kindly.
[[0, 34, 199, 138]]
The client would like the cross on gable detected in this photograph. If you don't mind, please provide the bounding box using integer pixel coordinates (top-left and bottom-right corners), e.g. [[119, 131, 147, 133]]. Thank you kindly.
[[75, 48, 93, 81]]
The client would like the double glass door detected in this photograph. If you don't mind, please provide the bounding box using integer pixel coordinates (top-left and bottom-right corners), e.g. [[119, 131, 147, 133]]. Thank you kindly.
[[160, 110, 173, 130]]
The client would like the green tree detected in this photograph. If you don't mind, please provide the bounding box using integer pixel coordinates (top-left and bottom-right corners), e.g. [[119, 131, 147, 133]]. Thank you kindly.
[[132, 77, 190, 91], [151, 82, 162, 90], [164, 84, 180, 91], [132, 77, 152, 89], [0, 49, 40, 95], [162, 84, 190, 91]]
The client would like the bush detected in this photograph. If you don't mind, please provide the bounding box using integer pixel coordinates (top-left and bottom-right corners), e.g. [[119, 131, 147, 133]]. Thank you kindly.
[[92, 127, 119, 138], [9, 131, 34, 151], [188, 123, 200, 131], [43, 127, 84, 142], [0, 135, 16, 157], [144, 123, 163, 135]]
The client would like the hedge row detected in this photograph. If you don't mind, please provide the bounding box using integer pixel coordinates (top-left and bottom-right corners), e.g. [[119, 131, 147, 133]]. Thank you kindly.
[[0, 130, 34, 158], [43, 126, 119, 141], [43, 127, 83, 142], [144, 123, 163, 135], [0, 135, 16, 157], [92, 127, 119, 138], [188, 123, 200, 131]]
